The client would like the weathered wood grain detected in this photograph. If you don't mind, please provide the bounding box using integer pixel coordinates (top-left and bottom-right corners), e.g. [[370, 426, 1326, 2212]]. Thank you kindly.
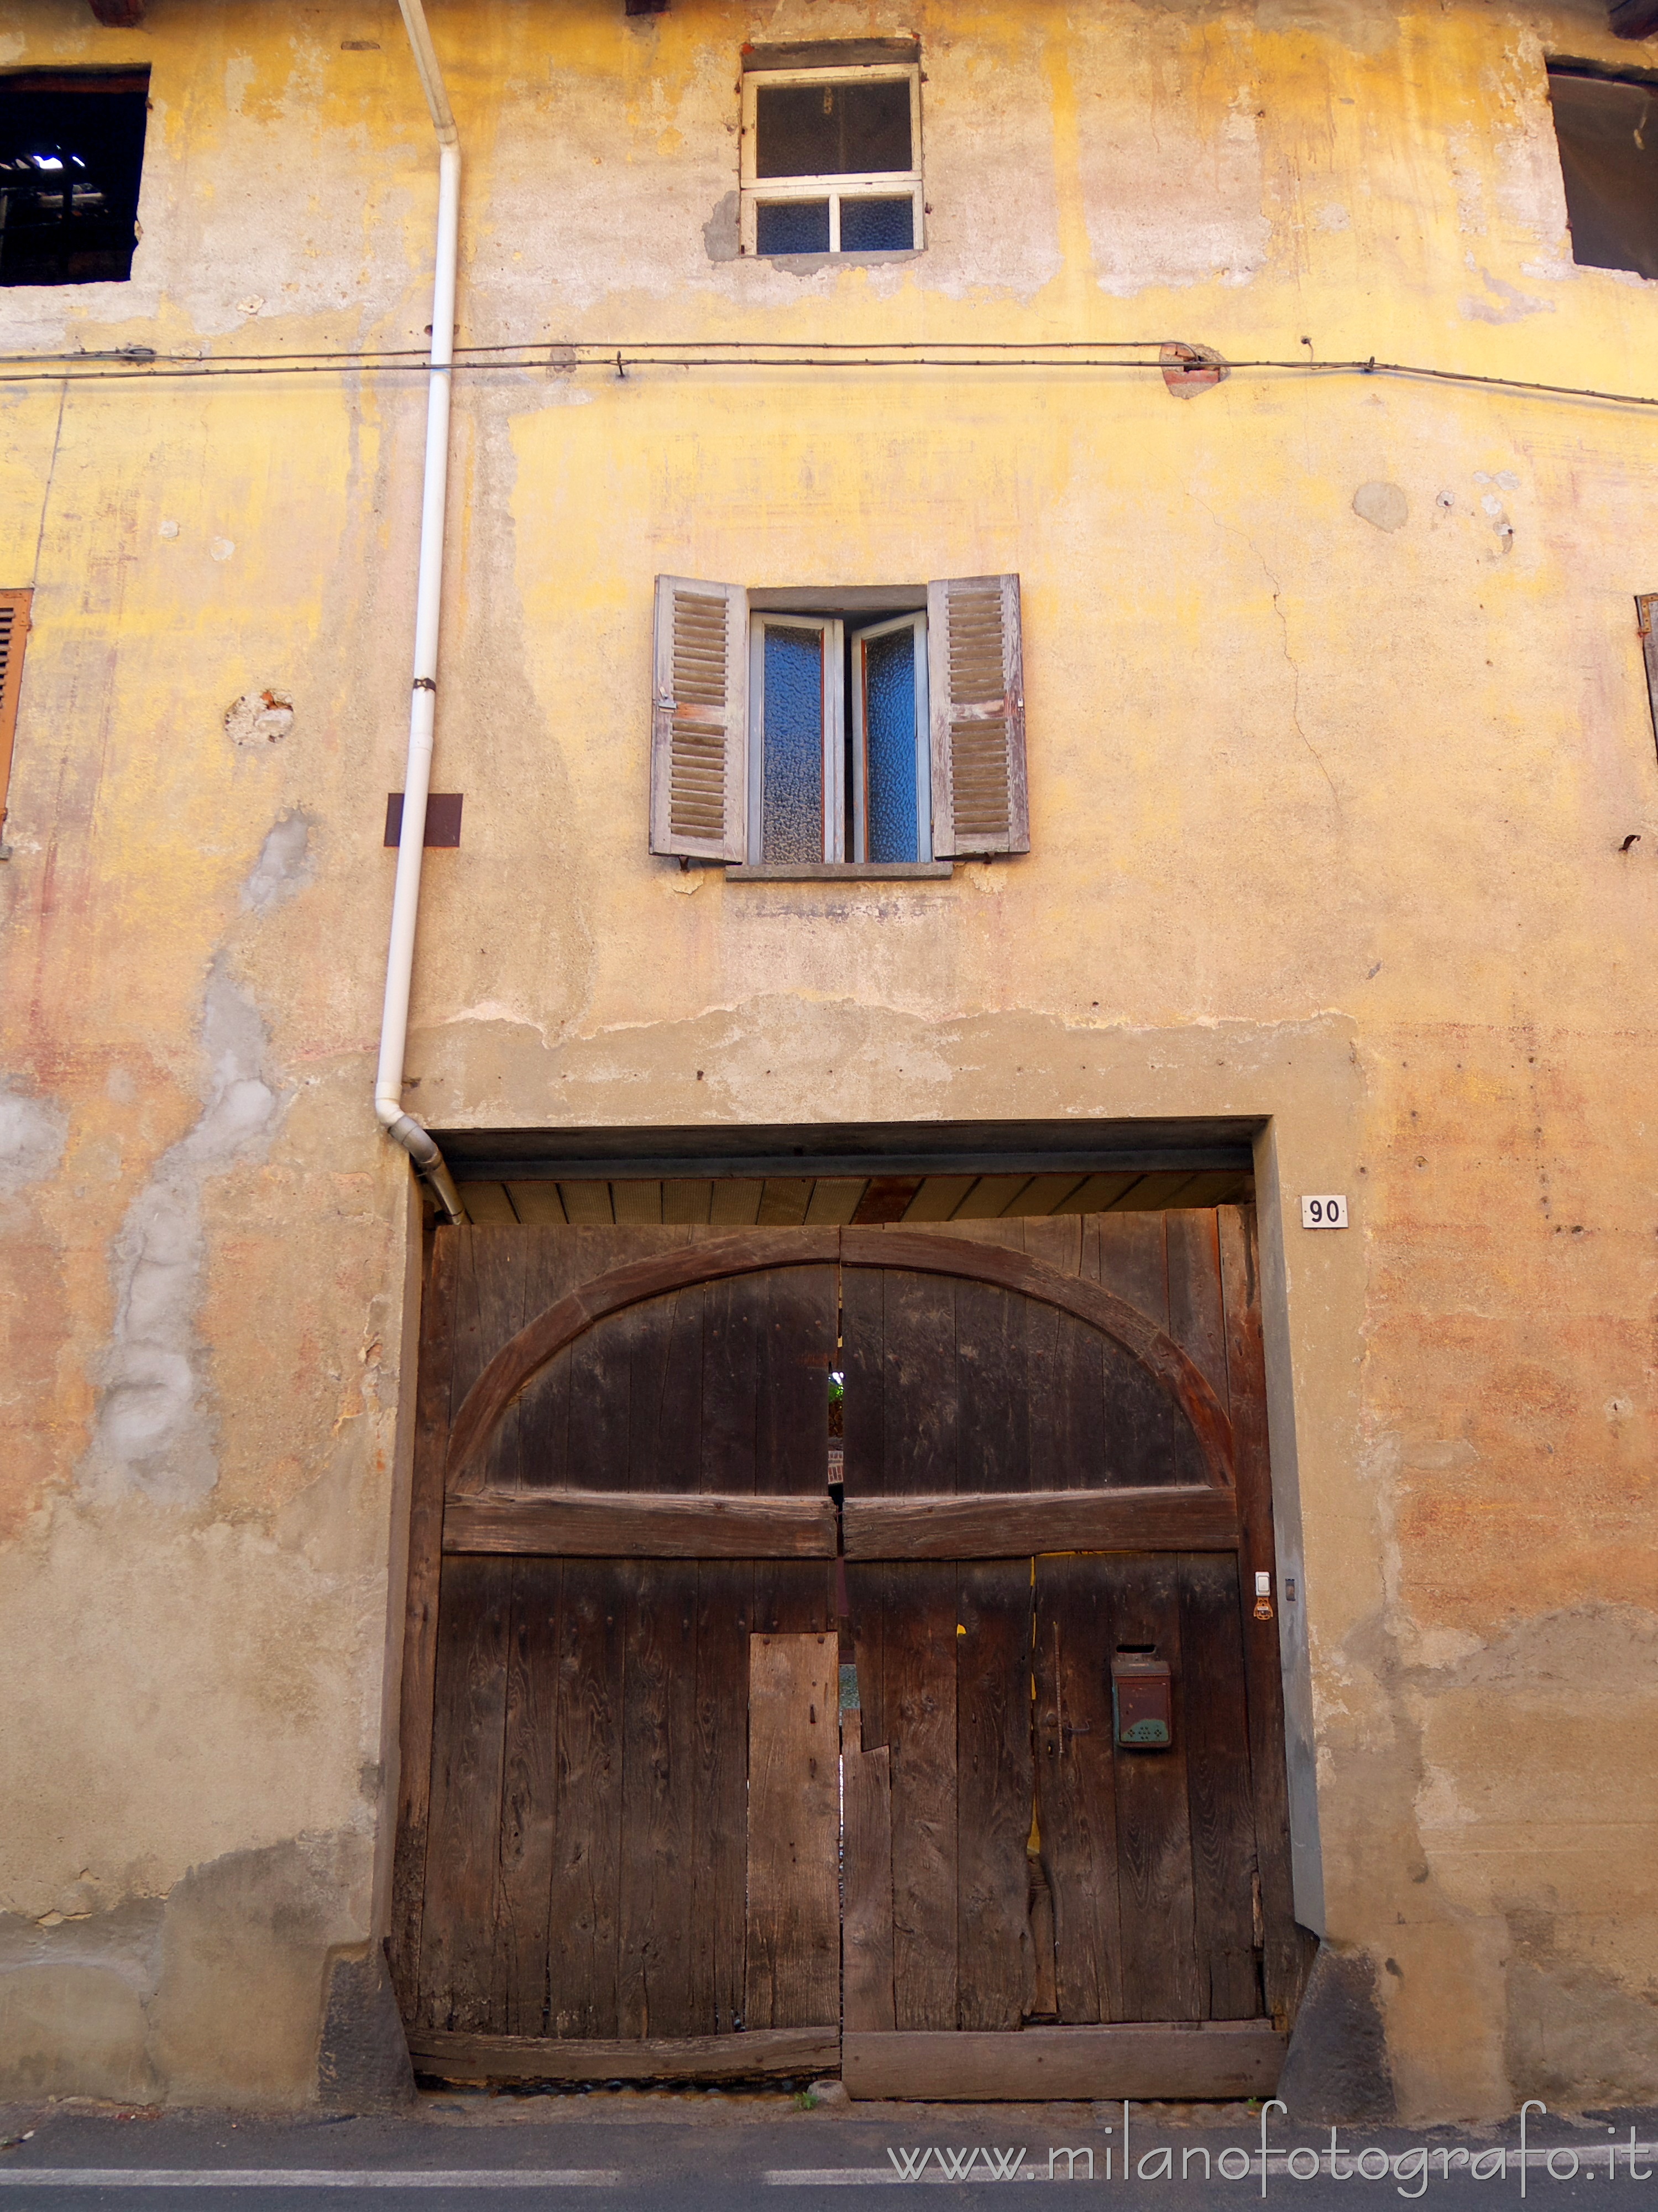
[[547, 1561, 625, 2037], [447, 1230, 839, 1482], [841, 1230, 1232, 1488], [495, 1558, 560, 2036], [1179, 1551, 1263, 2020], [409, 2025, 840, 2084], [442, 1489, 837, 1559], [1108, 1556, 1204, 2023], [842, 1744, 897, 2034], [416, 1556, 512, 2032], [858, 1563, 959, 2032], [955, 1563, 1034, 2031], [841, 2022, 1286, 2103], [452, 1227, 1233, 1492], [842, 1488, 1239, 1560], [744, 1633, 840, 2031], [1034, 1556, 1125, 2024]]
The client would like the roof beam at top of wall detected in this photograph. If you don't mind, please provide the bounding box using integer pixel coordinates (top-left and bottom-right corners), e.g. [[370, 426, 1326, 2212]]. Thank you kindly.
[[1610, 0, 1658, 36], [88, 0, 146, 23]]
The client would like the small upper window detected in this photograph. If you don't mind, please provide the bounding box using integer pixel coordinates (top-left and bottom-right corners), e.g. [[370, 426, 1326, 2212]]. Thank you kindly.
[[1547, 65, 1658, 281], [740, 64, 923, 257], [649, 577, 1028, 868], [0, 70, 148, 288]]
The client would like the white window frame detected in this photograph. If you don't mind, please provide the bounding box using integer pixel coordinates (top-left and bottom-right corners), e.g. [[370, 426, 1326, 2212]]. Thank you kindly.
[[747, 613, 846, 864], [851, 613, 932, 863], [739, 63, 924, 258]]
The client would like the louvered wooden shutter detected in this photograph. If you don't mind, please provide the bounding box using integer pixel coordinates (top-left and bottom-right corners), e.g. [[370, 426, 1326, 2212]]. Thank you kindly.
[[926, 573, 1028, 857], [0, 589, 32, 829], [650, 576, 749, 860]]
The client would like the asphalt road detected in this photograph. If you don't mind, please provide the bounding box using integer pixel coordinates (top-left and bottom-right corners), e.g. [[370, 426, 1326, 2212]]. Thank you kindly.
[[0, 2095, 1652, 2212]]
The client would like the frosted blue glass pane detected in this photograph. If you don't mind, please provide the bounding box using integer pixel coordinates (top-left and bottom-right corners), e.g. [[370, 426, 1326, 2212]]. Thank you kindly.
[[762, 628, 825, 863], [839, 196, 915, 252], [756, 199, 830, 254], [865, 628, 919, 863]]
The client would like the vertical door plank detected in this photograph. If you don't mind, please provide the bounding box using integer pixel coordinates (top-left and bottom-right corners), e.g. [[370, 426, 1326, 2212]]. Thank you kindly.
[[955, 1561, 1034, 2030], [495, 1558, 561, 2036], [1029, 1305, 1107, 1490], [954, 1280, 1029, 1494], [745, 1632, 841, 2029], [617, 1561, 698, 2038], [841, 1264, 887, 1496], [454, 1232, 530, 1496], [752, 1264, 835, 1631], [547, 1560, 626, 2037], [392, 1230, 458, 2020], [757, 1265, 834, 1494], [702, 1272, 760, 1495], [416, 1554, 512, 2031], [1179, 1552, 1263, 2020], [882, 1272, 960, 1493], [1086, 1212, 1170, 1327], [1218, 1206, 1307, 2023], [1109, 1556, 1204, 2022], [843, 1743, 897, 2032], [694, 1562, 754, 2034], [1165, 1211, 1230, 1407], [852, 1562, 959, 2031], [627, 1285, 705, 1495], [1033, 1556, 1123, 2025]]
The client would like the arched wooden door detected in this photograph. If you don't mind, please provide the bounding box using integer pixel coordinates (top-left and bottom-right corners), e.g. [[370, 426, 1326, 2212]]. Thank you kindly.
[[390, 1210, 1300, 2099]]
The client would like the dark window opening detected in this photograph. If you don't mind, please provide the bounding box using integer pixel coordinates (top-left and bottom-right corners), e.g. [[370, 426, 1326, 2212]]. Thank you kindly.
[[1547, 65, 1658, 281], [755, 77, 911, 178], [0, 71, 149, 288]]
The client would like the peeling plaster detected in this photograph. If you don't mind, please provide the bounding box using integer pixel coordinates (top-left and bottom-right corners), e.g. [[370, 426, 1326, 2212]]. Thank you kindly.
[[0, 1086, 69, 1201], [83, 819, 294, 1503]]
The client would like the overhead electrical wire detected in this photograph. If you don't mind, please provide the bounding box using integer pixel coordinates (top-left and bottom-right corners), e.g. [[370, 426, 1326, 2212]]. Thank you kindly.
[[0, 341, 1656, 412]]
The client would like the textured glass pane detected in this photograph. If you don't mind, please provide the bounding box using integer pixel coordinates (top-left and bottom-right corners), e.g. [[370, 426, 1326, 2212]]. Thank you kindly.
[[865, 628, 919, 863], [839, 196, 914, 252], [762, 628, 825, 863], [756, 198, 831, 254], [755, 80, 911, 178]]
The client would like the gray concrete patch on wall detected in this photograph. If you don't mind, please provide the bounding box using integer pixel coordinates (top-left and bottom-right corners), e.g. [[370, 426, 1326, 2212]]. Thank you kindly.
[[1277, 1944, 1398, 2124], [316, 1944, 415, 2111], [82, 952, 286, 1503], [0, 1084, 69, 1200]]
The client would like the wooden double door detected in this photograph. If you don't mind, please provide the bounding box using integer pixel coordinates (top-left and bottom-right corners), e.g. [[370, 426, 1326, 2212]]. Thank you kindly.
[[391, 1209, 1303, 2099]]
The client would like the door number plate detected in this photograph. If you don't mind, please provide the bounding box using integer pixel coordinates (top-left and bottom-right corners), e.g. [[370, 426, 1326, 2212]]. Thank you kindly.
[[1301, 1194, 1348, 1229]]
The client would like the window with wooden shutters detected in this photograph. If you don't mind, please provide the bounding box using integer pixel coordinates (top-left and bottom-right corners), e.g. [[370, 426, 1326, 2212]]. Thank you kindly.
[[650, 572, 1027, 872], [927, 574, 1028, 857], [0, 588, 32, 837], [649, 576, 749, 860]]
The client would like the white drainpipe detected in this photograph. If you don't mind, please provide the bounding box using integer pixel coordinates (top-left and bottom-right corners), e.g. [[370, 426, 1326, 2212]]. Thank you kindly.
[[375, 0, 466, 1225]]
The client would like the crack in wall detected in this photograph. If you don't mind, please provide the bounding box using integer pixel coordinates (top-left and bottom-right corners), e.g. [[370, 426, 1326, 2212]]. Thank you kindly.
[[1191, 493, 1342, 807]]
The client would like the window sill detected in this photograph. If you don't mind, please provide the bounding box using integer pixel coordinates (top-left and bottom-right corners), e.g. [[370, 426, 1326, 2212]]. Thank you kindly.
[[745, 249, 924, 266], [725, 861, 954, 882]]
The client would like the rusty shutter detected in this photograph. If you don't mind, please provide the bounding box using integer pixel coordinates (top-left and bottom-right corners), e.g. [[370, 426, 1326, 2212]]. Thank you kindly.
[[0, 589, 32, 834], [649, 576, 749, 861], [925, 574, 1028, 858]]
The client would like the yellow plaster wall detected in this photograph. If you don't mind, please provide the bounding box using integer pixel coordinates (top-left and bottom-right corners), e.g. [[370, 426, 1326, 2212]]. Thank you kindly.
[[1, 0, 1655, 2116]]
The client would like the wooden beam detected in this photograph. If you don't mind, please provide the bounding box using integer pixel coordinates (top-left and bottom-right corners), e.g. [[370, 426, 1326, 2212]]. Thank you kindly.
[[88, 0, 145, 22], [443, 1488, 838, 1559], [842, 1487, 1239, 1561], [842, 2022, 1286, 2102], [1611, 0, 1658, 37], [408, 2026, 840, 2084]]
